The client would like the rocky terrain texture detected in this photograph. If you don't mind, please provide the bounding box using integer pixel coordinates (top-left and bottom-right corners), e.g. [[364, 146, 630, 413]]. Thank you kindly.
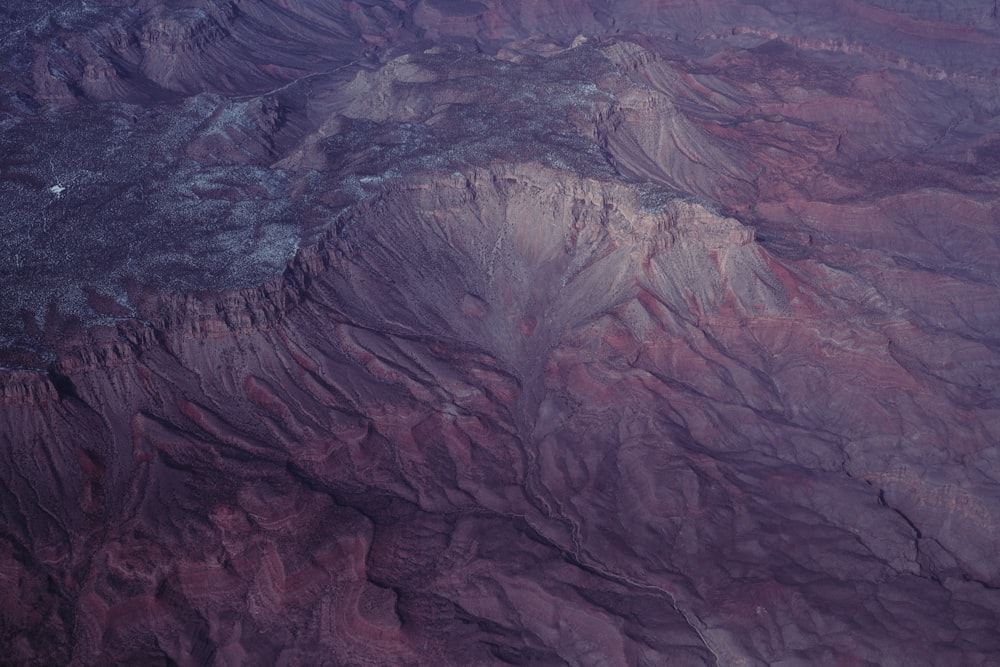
[[2, 1, 1000, 665]]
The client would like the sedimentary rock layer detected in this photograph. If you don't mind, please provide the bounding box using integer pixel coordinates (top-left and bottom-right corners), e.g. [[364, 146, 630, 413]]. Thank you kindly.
[[2, 1, 999, 665]]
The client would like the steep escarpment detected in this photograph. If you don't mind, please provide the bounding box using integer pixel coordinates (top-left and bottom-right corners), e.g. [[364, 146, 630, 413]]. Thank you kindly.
[[4, 160, 1000, 666], [2, 1, 1000, 666]]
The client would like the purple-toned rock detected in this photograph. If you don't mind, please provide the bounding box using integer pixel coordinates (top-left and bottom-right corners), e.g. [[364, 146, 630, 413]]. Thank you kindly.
[[2, 1, 999, 665]]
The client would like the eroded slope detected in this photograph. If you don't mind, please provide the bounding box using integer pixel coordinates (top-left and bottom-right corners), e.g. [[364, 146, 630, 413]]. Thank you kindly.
[[2, 1, 1000, 666]]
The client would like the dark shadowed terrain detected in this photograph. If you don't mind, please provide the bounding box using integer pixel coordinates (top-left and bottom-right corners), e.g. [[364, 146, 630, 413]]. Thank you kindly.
[[2, 1, 1000, 665]]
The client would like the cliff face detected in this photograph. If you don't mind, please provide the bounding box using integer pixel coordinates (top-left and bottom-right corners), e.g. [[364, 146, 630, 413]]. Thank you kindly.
[[2, 1, 1000, 666]]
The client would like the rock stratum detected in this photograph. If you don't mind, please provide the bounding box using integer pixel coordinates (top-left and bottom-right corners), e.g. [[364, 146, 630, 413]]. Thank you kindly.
[[2, 1, 1000, 665]]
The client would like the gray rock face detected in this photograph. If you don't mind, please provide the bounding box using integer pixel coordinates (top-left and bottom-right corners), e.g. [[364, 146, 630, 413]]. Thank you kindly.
[[2, 1, 1000, 665]]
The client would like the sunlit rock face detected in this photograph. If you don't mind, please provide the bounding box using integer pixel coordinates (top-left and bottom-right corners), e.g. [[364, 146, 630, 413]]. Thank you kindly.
[[2, 1, 1000, 665]]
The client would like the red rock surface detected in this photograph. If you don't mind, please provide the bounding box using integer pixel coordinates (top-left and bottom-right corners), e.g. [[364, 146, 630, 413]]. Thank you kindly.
[[2, 1, 1000, 665]]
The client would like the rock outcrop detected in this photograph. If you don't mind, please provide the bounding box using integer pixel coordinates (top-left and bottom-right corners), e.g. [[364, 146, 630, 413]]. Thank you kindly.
[[2, 1, 1000, 665]]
